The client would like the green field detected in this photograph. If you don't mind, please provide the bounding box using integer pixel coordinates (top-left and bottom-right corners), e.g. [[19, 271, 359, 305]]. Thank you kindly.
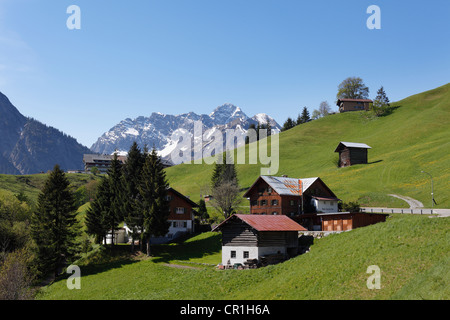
[[165, 83, 450, 210], [37, 214, 449, 300]]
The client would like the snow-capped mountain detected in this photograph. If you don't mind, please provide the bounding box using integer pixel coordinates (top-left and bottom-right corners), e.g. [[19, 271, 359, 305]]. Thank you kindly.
[[90, 104, 281, 164]]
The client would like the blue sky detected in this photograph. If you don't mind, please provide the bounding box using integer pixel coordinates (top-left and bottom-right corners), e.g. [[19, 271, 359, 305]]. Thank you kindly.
[[0, 0, 449, 147]]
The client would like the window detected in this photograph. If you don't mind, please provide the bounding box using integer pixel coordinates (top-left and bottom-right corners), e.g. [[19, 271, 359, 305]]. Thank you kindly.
[[272, 212, 278, 215], [231, 251, 236, 258], [290, 200, 295, 206], [165, 195, 172, 201], [172, 221, 186, 228], [267, 187, 272, 193], [251, 200, 257, 206], [260, 200, 267, 206], [243, 251, 249, 259], [176, 207, 185, 214], [271, 199, 278, 206]]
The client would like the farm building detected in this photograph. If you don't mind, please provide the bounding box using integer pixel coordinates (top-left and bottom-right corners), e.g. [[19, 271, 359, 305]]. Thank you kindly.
[[318, 212, 389, 231], [213, 214, 306, 267], [334, 142, 371, 167], [337, 98, 373, 112], [243, 175, 340, 216]]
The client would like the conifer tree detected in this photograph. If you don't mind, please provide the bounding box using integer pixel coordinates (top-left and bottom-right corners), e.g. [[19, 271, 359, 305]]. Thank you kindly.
[[197, 199, 209, 222], [211, 153, 238, 189], [85, 177, 110, 244], [300, 106, 311, 123], [104, 153, 125, 246], [122, 142, 145, 251], [282, 117, 295, 131], [31, 165, 80, 278], [139, 148, 170, 256]]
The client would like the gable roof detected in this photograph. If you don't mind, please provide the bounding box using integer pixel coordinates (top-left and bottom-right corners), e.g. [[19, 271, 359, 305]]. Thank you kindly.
[[337, 98, 373, 105], [168, 187, 198, 207], [334, 142, 372, 152], [243, 175, 336, 198], [213, 214, 306, 232]]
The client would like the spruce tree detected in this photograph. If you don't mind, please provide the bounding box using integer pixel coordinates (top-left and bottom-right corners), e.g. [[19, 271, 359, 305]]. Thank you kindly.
[[197, 199, 209, 222], [85, 177, 110, 244], [104, 153, 125, 246], [300, 106, 311, 123], [282, 117, 295, 131], [122, 142, 145, 251], [211, 153, 238, 189], [31, 165, 80, 278], [139, 148, 170, 256]]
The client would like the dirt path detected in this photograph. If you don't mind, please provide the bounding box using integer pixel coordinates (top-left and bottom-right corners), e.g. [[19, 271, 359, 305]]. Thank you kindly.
[[388, 194, 424, 208], [162, 263, 201, 270]]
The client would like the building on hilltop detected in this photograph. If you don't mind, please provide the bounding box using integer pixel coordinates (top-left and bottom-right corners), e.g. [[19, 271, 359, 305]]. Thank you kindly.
[[337, 98, 372, 112], [334, 142, 371, 167]]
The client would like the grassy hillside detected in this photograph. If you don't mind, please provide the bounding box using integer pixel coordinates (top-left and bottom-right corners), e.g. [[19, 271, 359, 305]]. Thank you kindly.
[[165, 83, 450, 210], [0, 173, 100, 206], [37, 214, 449, 300]]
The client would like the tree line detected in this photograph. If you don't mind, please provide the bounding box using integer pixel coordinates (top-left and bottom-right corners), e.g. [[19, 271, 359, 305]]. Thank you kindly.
[[281, 77, 391, 132], [84, 143, 170, 256]]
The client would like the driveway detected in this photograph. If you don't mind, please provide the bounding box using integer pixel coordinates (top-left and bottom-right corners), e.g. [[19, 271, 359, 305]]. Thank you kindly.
[[388, 194, 424, 208]]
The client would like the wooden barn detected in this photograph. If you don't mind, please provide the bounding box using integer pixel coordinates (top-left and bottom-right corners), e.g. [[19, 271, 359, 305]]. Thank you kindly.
[[337, 98, 373, 112], [212, 214, 306, 267], [318, 212, 389, 232], [335, 141, 371, 167]]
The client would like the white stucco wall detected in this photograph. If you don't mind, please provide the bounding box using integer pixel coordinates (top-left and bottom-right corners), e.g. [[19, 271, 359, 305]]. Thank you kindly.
[[221, 246, 287, 265], [312, 199, 338, 213]]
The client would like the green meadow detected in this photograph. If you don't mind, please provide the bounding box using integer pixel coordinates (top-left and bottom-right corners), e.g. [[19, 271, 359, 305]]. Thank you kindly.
[[37, 214, 449, 300], [165, 83, 450, 210], [1, 84, 449, 300]]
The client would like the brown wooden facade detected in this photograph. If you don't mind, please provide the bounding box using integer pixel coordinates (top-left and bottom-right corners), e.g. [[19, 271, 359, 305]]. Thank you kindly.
[[319, 212, 388, 231], [337, 98, 373, 112], [244, 176, 337, 216], [167, 188, 198, 222], [335, 142, 371, 167]]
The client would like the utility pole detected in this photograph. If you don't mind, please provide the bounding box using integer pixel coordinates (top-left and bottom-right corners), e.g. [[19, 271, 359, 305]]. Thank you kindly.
[[421, 170, 434, 209]]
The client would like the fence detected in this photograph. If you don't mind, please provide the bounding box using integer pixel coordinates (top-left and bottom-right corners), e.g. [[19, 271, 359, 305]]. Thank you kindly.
[[361, 207, 434, 215]]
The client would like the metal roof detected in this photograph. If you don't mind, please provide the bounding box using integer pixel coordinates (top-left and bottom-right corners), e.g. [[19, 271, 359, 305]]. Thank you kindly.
[[337, 98, 373, 103], [335, 142, 371, 152], [214, 214, 306, 232], [260, 175, 318, 196]]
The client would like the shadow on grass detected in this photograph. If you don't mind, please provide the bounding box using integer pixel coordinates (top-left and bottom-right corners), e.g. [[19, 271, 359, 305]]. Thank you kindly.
[[151, 232, 222, 264], [62, 245, 139, 280]]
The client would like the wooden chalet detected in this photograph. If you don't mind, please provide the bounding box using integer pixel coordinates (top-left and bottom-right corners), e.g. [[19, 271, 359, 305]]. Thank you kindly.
[[212, 214, 306, 267], [334, 142, 371, 167], [337, 98, 372, 112], [124, 187, 198, 245], [243, 175, 340, 216], [158, 187, 199, 243], [243, 175, 388, 232]]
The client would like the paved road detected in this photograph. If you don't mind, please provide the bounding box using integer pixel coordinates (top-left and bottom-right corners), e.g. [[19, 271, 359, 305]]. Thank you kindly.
[[361, 207, 450, 217], [388, 194, 424, 208]]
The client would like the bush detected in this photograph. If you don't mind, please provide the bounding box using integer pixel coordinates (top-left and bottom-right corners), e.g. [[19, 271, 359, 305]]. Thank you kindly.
[[339, 201, 361, 212]]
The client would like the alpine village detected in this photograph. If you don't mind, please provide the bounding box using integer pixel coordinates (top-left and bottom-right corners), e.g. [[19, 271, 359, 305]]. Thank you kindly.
[[1, 79, 449, 302]]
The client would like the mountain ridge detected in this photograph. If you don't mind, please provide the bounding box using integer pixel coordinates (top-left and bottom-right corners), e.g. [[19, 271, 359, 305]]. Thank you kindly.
[[90, 103, 282, 164], [0, 92, 91, 174]]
